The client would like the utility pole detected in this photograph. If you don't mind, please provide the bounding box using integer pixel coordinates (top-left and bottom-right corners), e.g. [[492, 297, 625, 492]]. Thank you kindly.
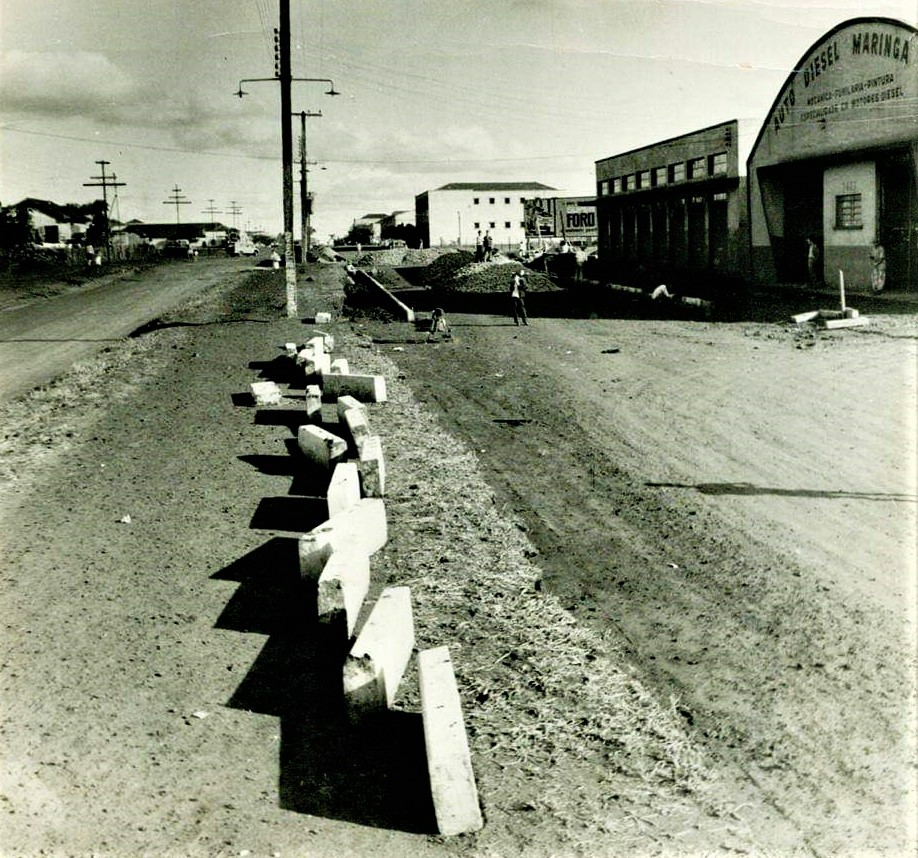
[[227, 201, 243, 233], [202, 199, 221, 233], [235, 13, 339, 317], [83, 160, 125, 263], [163, 185, 191, 232], [296, 110, 321, 257]]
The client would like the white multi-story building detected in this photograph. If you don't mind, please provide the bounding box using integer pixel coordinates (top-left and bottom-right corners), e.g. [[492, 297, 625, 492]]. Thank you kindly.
[[415, 182, 556, 249]]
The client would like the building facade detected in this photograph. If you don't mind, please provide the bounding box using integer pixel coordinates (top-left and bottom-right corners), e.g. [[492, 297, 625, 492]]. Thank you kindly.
[[415, 182, 556, 249], [594, 121, 749, 286], [748, 17, 917, 292]]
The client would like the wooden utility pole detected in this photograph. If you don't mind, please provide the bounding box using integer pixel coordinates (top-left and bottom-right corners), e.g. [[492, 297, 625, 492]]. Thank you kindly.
[[279, 0, 297, 315], [83, 160, 125, 263], [163, 185, 191, 230], [297, 110, 321, 258]]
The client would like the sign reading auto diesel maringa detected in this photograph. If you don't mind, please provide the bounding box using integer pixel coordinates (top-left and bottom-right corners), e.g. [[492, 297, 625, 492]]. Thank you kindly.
[[765, 18, 916, 148]]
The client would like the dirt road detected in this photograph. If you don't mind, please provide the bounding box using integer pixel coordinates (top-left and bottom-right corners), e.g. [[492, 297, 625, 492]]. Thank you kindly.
[[0, 258, 252, 401], [1, 260, 915, 857], [371, 300, 918, 854]]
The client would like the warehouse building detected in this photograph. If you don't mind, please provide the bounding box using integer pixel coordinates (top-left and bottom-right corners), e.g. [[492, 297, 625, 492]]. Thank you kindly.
[[594, 120, 751, 288], [415, 182, 555, 250], [748, 17, 917, 292]]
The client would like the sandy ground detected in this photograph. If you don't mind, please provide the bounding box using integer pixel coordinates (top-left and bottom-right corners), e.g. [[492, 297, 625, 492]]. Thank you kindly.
[[0, 261, 915, 857]]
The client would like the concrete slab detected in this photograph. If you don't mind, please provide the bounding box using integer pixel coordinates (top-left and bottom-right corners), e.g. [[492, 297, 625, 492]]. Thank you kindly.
[[250, 381, 283, 406], [284, 342, 298, 358], [306, 336, 325, 355], [329, 358, 350, 375], [343, 406, 371, 450], [298, 498, 387, 580], [357, 434, 386, 498], [297, 425, 348, 469], [317, 545, 370, 637], [302, 351, 332, 377], [327, 462, 361, 517], [336, 395, 367, 425], [314, 312, 332, 324], [323, 373, 387, 403], [343, 586, 414, 715], [824, 316, 870, 329], [305, 384, 323, 423], [419, 646, 483, 836]]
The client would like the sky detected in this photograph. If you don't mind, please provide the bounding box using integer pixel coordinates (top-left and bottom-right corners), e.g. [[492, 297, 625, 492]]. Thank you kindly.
[[1, 0, 915, 241]]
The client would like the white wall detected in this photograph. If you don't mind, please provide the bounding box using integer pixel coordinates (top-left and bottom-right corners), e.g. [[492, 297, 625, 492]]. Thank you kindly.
[[427, 190, 530, 247]]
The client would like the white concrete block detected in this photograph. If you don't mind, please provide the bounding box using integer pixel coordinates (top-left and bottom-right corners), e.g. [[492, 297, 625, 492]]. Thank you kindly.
[[314, 312, 332, 324], [305, 384, 323, 423], [307, 336, 325, 355], [343, 406, 371, 450], [323, 373, 387, 403], [327, 462, 361, 517], [357, 434, 385, 498], [303, 351, 332, 377], [336, 395, 367, 425], [343, 586, 414, 714], [329, 358, 350, 375], [284, 342, 298, 358], [419, 646, 483, 836], [297, 425, 348, 469], [295, 347, 313, 367], [298, 498, 387, 580], [317, 545, 370, 636], [250, 381, 282, 406]]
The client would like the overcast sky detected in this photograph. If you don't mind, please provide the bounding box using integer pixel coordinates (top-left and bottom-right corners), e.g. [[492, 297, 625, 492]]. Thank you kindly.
[[1, 0, 915, 240]]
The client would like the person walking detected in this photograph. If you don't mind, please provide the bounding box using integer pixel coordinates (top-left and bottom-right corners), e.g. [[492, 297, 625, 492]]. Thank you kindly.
[[510, 268, 529, 326]]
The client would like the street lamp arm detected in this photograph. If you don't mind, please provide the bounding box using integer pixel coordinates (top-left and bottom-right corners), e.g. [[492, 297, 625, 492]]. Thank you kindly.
[[236, 77, 340, 98]]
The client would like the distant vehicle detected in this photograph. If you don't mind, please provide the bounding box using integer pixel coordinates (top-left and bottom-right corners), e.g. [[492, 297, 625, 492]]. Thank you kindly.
[[233, 238, 257, 257], [162, 239, 191, 259]]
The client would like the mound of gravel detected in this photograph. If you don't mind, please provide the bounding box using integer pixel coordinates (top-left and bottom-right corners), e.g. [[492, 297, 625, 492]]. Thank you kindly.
[[423, 252, 561, 294]]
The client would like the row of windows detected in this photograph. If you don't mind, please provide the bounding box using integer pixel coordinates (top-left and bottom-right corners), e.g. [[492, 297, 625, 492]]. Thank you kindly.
[[599, 152, 728, 196], [473, 196, 527, 205], [835, 193, 862, 229], [473, 221, 525, 229]]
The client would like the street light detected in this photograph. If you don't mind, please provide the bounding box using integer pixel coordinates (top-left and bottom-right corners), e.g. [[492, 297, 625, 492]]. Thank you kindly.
[[235, 74, 339, 316]]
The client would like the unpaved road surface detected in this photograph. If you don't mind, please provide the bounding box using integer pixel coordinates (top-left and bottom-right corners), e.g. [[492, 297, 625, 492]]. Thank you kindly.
[[1, 260, 916, 857], [0, 258, 252, 401]]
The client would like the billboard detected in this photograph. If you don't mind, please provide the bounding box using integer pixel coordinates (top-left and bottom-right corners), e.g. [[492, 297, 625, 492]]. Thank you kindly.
[[524, 197, 597, 244]]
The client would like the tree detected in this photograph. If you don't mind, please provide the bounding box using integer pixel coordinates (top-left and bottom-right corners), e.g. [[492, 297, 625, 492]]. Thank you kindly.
[[0, 203, 36, 271]]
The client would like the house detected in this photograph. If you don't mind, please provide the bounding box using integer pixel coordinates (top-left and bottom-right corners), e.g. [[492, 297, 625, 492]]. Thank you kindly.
[[352, 213, 388, 244], [10, 198, 95, 247], [414, 182, 556, 250]]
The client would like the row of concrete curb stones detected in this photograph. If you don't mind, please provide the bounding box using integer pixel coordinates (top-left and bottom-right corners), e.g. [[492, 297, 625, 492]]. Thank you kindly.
[[250, 329, 483, 837]]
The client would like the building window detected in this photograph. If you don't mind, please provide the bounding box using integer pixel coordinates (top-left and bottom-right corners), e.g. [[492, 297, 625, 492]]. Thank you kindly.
[[653, 166, 667, 187], [612, 177, 622, 194], [474, 222, 480, 229], [504, 221, 511, 228], [520, 197, 526, 203], [710, 152, 728, 176], [623, 174, 634, 191], [489, 221, 496, 229], [473, 198, 480, 204], [637, 170, 651, 189], [712, 193, 727, 201], [835, 194, 863, 229], [687, 157, 706, 179], [489, 198, 495, 204], [504, 197, 511, 204], [520, 221, 525, 228], [669, 162, 685, 183]]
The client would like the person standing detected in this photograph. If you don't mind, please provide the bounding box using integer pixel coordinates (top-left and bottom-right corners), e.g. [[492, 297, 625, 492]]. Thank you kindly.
[[869, 241, 886, 292], [510, 268, 529, 326], [483, 231, 493, 262], [475, 230, 484, 262], [806, 237, 820, 287]]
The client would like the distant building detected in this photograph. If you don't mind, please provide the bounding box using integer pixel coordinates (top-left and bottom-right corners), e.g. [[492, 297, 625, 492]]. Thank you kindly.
[[415, 182, 556, 249], [122, 221, 228, 246], [10, 198, 94, 246], [352, 213, 388, 244], [595, 120, 751, 285], [748, 16, 917, 291]]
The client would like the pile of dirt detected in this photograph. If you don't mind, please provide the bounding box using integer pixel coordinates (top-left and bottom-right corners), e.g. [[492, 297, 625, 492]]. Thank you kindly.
[[418, 250, 559, 294], [400, 247, 453, 266], [354, 249, 407, 267]]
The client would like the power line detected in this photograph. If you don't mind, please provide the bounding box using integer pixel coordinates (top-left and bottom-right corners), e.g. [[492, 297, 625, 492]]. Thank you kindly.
[[82, 159, 125, 263], [162, 184, 191, 226]]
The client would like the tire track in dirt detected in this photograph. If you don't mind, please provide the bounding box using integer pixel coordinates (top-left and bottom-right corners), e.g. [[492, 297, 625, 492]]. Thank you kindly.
[[379, 311, 916, 855]]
